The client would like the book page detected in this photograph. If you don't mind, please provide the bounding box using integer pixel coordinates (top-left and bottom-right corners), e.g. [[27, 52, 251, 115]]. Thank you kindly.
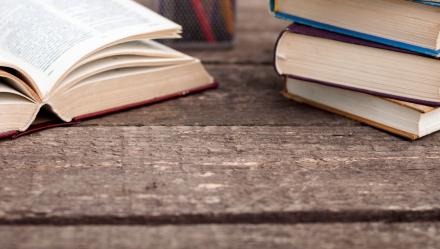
[[42, 0, 173, 34], [0, 0, 179, 96], [80, 41, 185, 66], [61, 55, 194, 89]]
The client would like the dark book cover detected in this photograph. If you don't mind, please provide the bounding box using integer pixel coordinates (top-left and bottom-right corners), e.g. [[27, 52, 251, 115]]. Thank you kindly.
[[269, 0, 440, 57], [275, 24, 440, 107]]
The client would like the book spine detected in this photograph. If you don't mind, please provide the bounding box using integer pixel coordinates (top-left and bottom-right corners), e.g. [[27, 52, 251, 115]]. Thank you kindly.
[[269, 0, 277, 12], [0, 130, 19, 140], [272, 29, 288, 77]]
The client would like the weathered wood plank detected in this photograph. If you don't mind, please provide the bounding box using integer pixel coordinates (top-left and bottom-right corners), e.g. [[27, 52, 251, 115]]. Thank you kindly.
[[1, 126, 440, 221], [0, 0, 437, 241], [2, 223, 440, 249], [80, 65, 356, 127]]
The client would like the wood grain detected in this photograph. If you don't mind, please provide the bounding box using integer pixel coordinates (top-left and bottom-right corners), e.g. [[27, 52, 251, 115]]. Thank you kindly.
[[1, 126, 440, 222], [2, 223, 440, 249], [1, 1, 438, 247]]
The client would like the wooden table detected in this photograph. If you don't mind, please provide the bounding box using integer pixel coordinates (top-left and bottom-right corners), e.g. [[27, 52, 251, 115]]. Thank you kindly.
[[1, 2, 440, 248]]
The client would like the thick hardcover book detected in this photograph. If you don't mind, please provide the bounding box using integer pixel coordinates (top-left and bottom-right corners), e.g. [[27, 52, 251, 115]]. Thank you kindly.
[[269, 0, 440, 57], [275, 24, 440, 106], [283, 91, 418, 140], [0, 0, 218, 140], [284, 78, 440, 140], [0, 82, 218, 140]]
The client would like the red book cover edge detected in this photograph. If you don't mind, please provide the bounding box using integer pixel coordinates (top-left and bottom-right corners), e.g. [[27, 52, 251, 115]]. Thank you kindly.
[[0, 81, 218, 140]]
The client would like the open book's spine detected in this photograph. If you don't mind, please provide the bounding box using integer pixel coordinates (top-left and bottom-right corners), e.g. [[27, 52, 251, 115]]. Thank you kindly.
[[282, 90, 419, 140], [0, 130, 19, 140], [0, 121, 79, 140], [15, 121, 80, 139], [270, 5, 440, 57], [274, 25, 440, 106], [0, 81, 218, 140]]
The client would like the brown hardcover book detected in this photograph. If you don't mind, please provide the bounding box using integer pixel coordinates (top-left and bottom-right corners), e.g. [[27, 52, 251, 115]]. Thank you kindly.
[[0, 0, 216, 139], [284, 78, 440, 140]]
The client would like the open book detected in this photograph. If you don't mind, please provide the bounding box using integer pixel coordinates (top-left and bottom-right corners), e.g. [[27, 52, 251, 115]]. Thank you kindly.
[[0, 0, 216, 139]]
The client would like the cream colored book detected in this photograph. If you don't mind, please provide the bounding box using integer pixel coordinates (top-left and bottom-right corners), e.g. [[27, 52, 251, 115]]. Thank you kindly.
[[270, 0, 440, 56], [275, 24, 440, 106], [0, 0, 216, 139], [285, 78, 440, 140]]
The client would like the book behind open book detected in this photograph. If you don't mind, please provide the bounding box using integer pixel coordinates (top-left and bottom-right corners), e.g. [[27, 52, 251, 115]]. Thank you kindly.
[[285, 78, 440, 140], [0, 0, 217, 139]]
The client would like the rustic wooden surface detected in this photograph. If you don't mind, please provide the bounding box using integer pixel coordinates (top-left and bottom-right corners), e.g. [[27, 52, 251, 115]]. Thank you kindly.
[[2, 223, 440, 249], [1, 1, 440, 248]]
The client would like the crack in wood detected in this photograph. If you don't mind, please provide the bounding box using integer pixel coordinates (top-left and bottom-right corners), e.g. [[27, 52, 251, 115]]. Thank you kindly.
[[2, 210, 440, 226]]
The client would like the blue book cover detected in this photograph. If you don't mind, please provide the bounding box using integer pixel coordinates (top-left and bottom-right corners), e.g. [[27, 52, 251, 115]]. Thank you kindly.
[[415, 0, 440, 6], [269, 0, 440, 57]]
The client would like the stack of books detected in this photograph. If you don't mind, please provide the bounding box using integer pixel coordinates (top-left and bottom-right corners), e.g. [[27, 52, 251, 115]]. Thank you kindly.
[[270, 0, 440, 140], [0, 0, 216, 139]]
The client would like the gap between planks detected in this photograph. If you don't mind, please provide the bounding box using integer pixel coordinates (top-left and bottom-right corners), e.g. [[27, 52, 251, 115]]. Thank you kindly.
[[1, 209, 440, 226]]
